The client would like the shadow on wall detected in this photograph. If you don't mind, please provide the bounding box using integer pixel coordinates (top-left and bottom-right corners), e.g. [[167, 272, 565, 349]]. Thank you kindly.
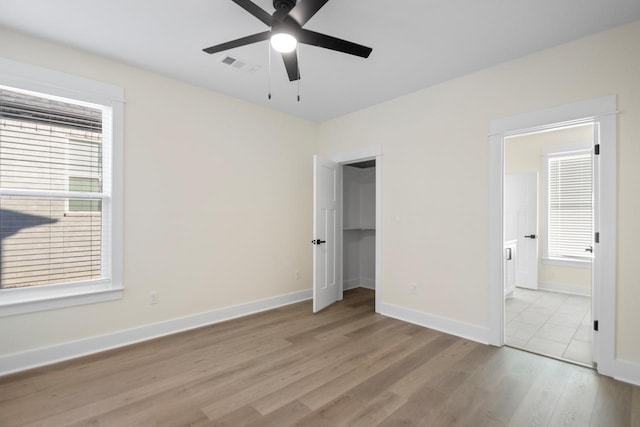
[[0, 209, 58, 289]]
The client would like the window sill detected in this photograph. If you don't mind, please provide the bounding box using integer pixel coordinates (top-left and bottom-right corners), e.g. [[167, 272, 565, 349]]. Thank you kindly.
[[541, 257, 592, 269], [0, 280, 123, 317]]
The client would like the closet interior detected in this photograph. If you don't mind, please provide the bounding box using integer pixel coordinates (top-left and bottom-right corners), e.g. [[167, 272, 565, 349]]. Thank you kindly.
[[342, 160, 376, 291]]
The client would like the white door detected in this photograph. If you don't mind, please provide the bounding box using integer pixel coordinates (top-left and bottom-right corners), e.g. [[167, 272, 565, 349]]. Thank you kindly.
[[590, 125, 600, 363], [313, 155, 339, 312], [504, 172, 538, 289]]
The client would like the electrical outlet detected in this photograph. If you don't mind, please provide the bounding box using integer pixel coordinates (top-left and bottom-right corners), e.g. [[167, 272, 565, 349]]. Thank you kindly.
[[149, 291, 159, 305], [295, 271, 300, 281]]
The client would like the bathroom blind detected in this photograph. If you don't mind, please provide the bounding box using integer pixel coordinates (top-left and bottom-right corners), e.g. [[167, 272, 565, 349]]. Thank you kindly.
[[547, 152, 593, 260]]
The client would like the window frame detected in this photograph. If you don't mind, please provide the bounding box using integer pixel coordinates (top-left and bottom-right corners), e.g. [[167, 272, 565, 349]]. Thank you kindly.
[[0, 58, 124, 317], [541, 141, 593, 268]]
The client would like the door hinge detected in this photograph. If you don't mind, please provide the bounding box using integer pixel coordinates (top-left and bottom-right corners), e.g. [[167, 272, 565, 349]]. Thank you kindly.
[[593, 320, 599, 331], [595, 232, 600, 243], [594, 144, 600, 155]]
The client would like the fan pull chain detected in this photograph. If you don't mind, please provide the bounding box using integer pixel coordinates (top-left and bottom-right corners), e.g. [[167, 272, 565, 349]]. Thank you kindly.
[[268, 43, 272, 100], [297, 46, 301, 102]]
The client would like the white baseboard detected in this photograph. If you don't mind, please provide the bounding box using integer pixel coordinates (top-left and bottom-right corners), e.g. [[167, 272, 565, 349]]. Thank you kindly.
[[612, 359, 640, 387], [379, 303, 490, 345], [0, 289, 312, 376], [343, 279, 361, 290], [343, 278, 376, 291], [360, 278, 375, 290], [537, 281, 591, 296]]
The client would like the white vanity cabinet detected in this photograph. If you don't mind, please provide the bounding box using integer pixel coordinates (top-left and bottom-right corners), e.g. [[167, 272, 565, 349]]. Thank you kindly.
[[504, 240, 517, 298]]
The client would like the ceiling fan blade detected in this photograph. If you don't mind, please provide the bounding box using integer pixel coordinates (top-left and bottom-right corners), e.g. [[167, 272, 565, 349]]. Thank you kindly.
[[203, 31, 271, 54], [288, 0, 329, 26], [231, 0, 273, 26], [281, 51, 300, 81], [298, 29, 372, 58]]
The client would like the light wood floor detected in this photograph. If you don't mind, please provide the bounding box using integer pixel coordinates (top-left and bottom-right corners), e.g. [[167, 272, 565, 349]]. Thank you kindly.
[[1, 288, 638, 426]]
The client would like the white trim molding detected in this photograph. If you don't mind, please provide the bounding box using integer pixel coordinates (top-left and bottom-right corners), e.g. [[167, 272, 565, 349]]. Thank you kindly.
[[0, 283, 123, 317], [0, 289, 311, 376], [343, 280, 376, 291], [331, 144, 382, 164], [360, 278, 375, 290], [489, 96, 617, 136], [0, 57, 125, 104], [343, 279, 361, 290], [380, 303, 490, 345]]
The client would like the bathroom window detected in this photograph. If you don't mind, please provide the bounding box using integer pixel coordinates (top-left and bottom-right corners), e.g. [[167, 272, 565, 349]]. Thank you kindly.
[[543, 144, 593, 263]]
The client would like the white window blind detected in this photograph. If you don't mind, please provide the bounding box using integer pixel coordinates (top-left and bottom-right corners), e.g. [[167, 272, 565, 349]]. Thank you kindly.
[[0, 87, 110, 290], [547, 151, 593, 260]]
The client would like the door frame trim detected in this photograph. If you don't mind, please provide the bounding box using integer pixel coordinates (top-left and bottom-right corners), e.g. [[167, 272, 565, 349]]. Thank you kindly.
[[488, 96, 617, 377], [331, 145, 382, 313]]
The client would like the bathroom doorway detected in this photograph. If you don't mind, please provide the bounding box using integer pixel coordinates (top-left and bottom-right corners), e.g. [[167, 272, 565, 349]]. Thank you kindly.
[[503, 124, 595, 366], [489, 96, 618, 376]]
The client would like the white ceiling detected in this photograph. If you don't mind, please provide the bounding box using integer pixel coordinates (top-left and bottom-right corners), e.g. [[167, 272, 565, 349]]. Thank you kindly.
[[1, 0, 639, 122]]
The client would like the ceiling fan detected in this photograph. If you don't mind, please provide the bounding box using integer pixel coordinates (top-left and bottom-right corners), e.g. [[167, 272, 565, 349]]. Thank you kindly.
[[203, 0, 373, 82]]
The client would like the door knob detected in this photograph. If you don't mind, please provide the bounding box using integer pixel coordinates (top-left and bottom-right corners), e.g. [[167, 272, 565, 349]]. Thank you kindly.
[[524, 234, 537, 239], [585, 246, 593, 253], [311, 239, 326, 245]]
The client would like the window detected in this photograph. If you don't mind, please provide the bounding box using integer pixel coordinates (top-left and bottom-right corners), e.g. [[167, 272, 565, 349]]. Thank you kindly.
[[544, 144, 593, 263], [0, 58, 123, 316]]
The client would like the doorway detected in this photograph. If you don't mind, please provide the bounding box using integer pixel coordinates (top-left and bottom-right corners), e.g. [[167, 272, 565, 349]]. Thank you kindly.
[[503, 124, 594, 366], [312, 146, 382, 314], [488, 96, 617, 377], [342, 160, 376, 296]]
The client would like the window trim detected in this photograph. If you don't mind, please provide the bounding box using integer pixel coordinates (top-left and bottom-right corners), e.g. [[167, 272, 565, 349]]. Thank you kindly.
[[0, 58, 124, 317], [540, 141, 593, 267]]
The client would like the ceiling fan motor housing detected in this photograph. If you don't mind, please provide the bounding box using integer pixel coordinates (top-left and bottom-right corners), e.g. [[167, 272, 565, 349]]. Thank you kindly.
[[272, 0, 302, 35], [273, 0, 296, 10], [273, 0, 296, 21]]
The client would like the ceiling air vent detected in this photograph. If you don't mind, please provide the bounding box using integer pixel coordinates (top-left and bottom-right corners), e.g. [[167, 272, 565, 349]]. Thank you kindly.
[[221, 55, 237, 65], [218, 55, 260, 73]]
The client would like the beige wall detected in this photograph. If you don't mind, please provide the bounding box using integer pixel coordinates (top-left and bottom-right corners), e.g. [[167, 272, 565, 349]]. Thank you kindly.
[[505, 125, 592, 292], [0, 29, 317, 355], [318, 21, 640, 363], [2, 20, 640, 368]]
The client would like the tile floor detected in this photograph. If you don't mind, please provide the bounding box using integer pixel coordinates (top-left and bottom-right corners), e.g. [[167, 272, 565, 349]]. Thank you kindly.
[[505, 288, 593, 366]]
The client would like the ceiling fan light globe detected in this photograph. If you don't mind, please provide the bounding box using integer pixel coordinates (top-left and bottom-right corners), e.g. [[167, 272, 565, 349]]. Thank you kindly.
[[270, 33, 297, 53]]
